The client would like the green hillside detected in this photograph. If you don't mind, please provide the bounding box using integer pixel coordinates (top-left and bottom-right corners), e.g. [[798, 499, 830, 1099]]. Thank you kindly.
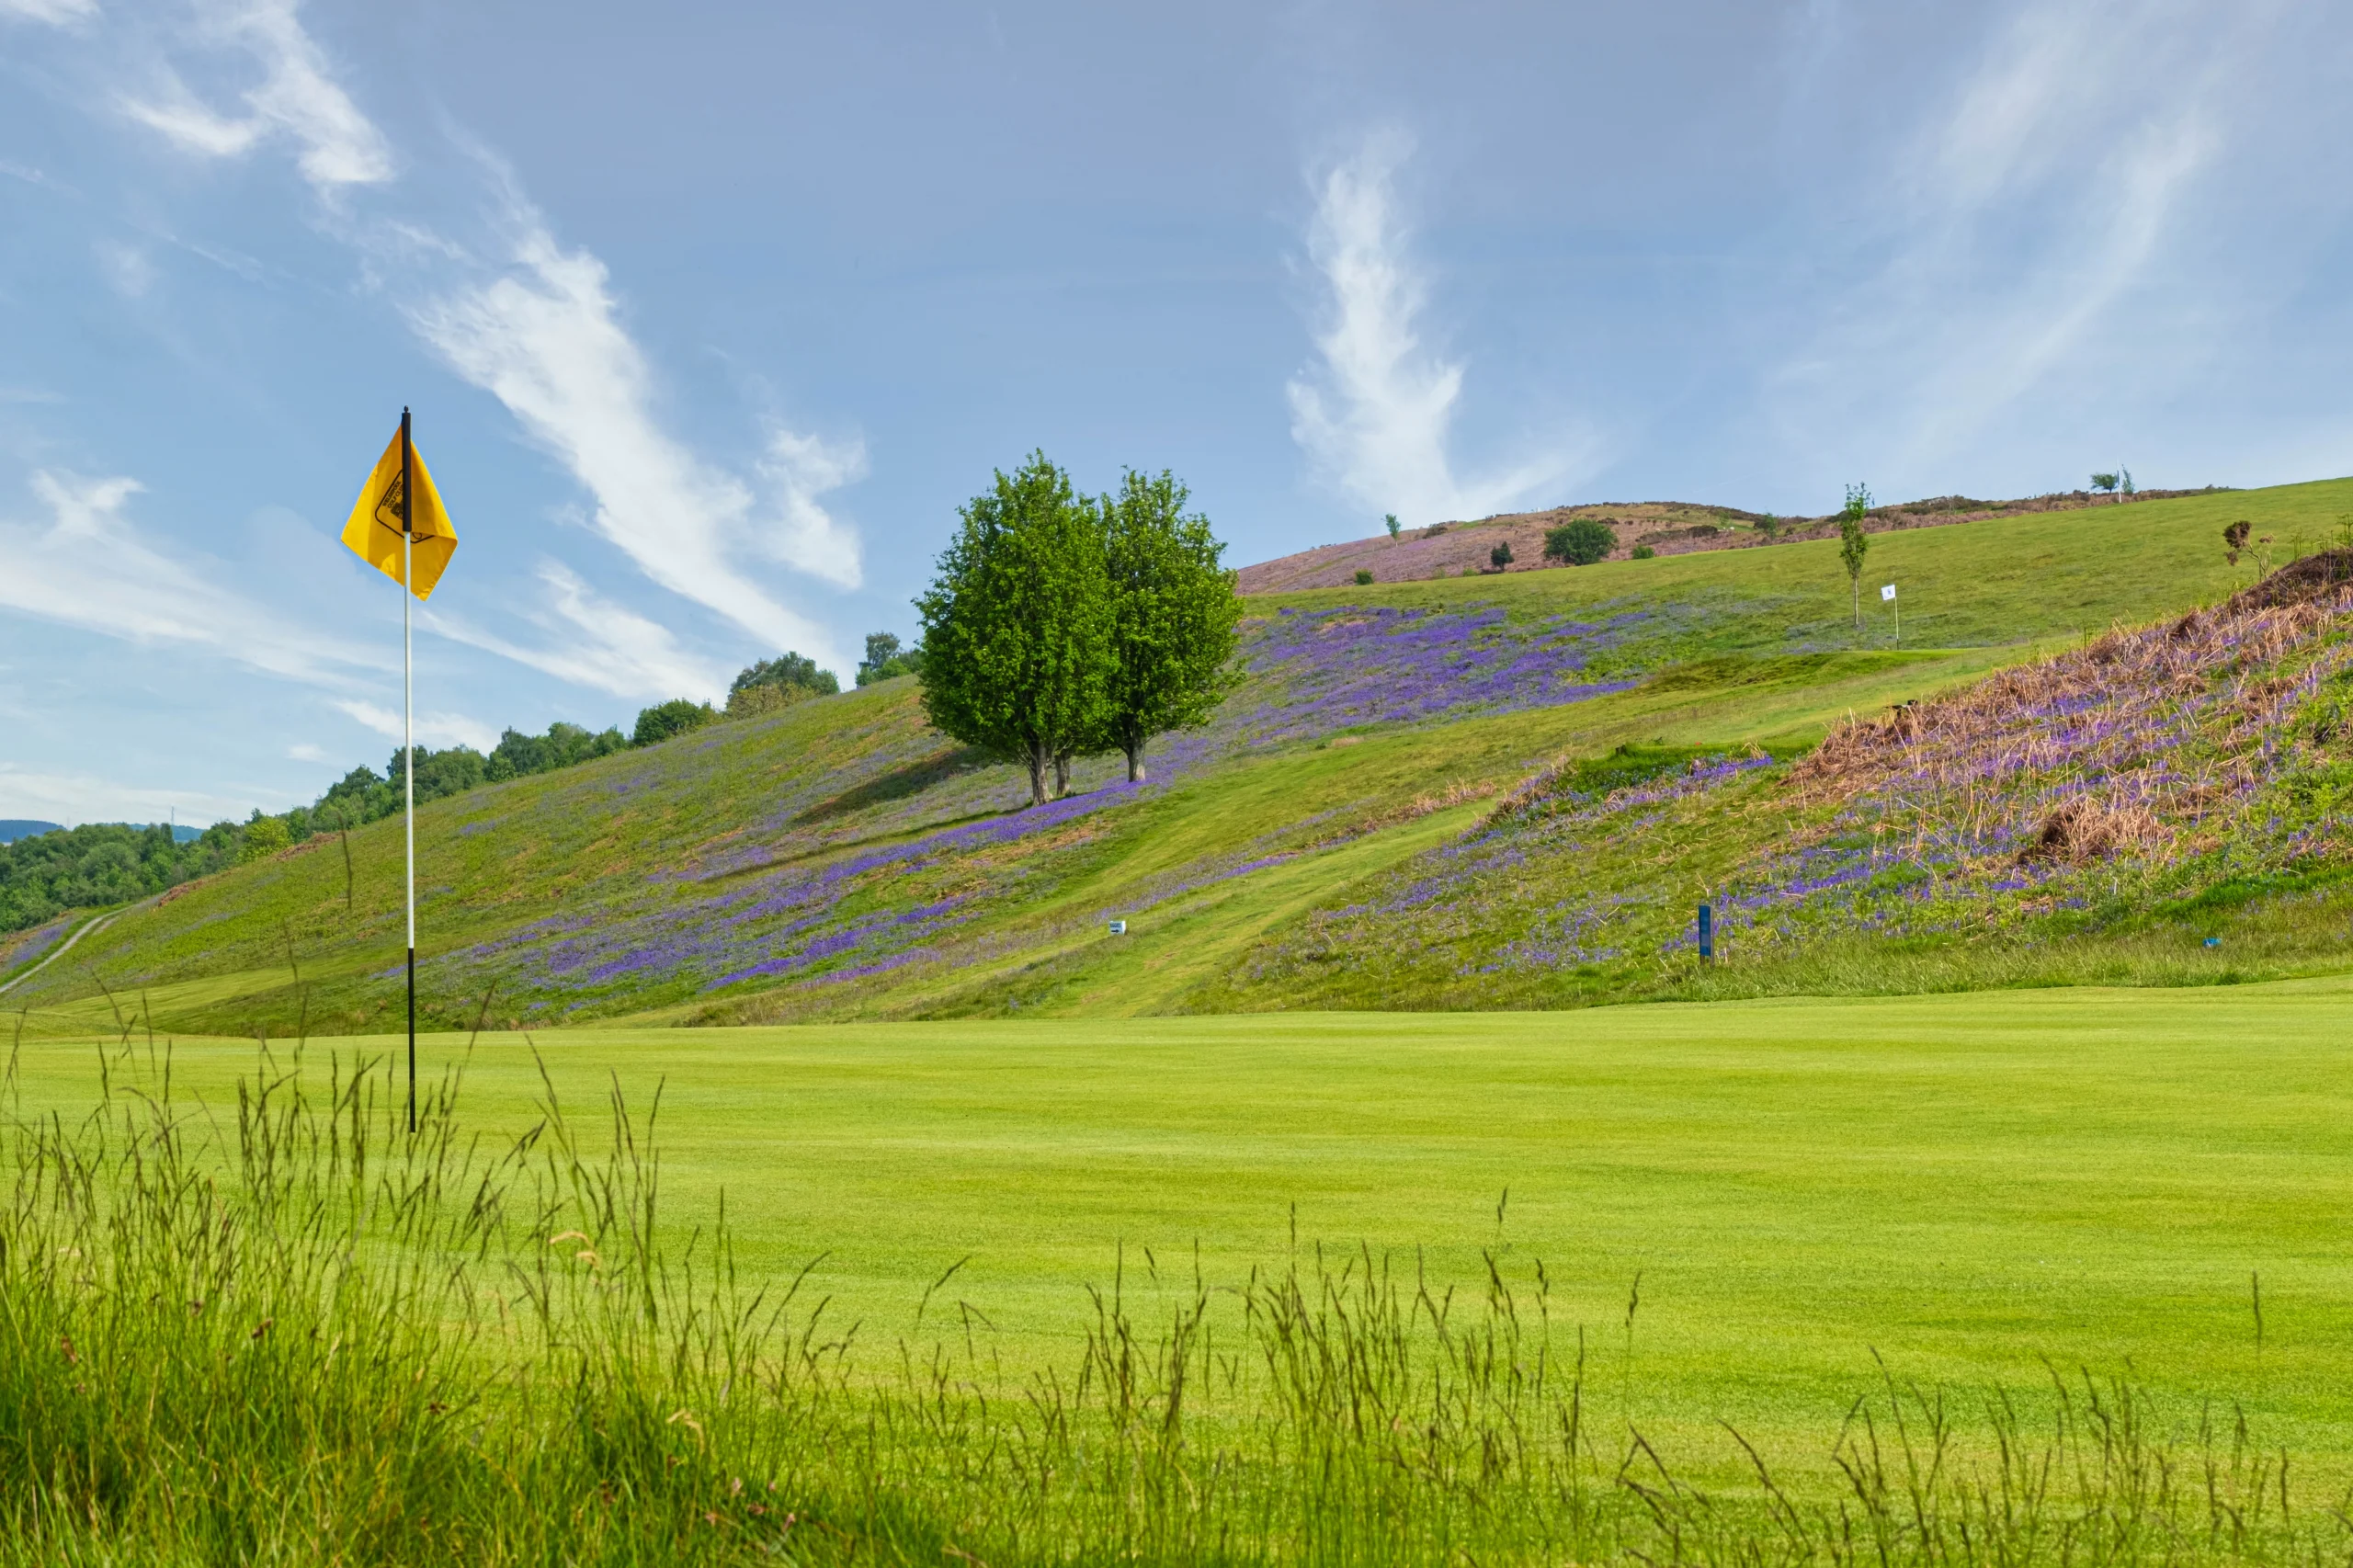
[[10, 478, 2350, 1038]]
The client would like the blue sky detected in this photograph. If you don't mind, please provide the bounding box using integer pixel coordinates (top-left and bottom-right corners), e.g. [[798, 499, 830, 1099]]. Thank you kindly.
[[3, 0, 2349, 825]]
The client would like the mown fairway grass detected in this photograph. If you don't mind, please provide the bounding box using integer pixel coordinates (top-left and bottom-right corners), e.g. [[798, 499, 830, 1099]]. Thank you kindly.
[[17, 979, 2353, 1489]]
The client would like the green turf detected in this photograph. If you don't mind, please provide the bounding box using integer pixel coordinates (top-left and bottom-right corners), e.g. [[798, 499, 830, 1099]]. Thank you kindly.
[[19, 978, 2353, 1485]]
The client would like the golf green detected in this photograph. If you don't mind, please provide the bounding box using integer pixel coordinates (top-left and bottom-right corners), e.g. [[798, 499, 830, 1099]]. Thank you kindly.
[[14, 978, 2352, 1477]]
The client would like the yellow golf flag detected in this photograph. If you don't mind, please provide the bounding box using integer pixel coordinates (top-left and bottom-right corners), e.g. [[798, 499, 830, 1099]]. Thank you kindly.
[[340, 426, 457, 600]]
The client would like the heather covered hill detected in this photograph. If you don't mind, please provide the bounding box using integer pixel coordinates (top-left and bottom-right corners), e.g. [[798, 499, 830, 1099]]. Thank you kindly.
[[1235, 485, 2231, 593], [6, 476, 2349, 1036], [1205, 552, 2353, 1011]]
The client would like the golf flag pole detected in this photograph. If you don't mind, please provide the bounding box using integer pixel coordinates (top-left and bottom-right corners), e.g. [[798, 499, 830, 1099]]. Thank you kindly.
[[1881, 582, 1899, 648], [339, 409, 458, 1138], [403, 408, 415, 1133]]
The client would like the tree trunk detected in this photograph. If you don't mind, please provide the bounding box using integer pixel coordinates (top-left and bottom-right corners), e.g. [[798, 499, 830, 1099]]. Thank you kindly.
[[1124, 743, 1146, 784], [1024, 743, 1050, 806], [1052, 752, 1071, 799]]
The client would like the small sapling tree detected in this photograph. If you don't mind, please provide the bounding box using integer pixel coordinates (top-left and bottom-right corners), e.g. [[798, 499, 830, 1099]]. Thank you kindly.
[[1384, 513, 1401, 541], [1838, 483, 1872, 633], [1095, 470, 1242, 783], [2091, 472, 2120, 494], [1758, 513, 1779, 542], [1543, 518, 1616, 565], [1490, 540, 1514, 570], [917, 452, 1112, 805]]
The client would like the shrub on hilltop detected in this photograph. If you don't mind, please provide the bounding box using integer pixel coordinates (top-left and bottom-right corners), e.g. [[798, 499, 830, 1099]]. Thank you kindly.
[[1543, 518, 1615, 565], [855, 632, 924, 687]]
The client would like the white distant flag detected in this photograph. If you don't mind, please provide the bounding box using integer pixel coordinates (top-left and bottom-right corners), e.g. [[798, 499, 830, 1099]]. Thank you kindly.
[[1881, 584, 1897, 600]]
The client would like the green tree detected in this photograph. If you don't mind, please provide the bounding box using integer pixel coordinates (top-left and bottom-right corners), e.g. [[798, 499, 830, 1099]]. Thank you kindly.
[[1354, 568, 1374, 585], [1384, 513, 1401, 540], [1838, 483, 1873, 633], [731, 653, 838, 705], [1543, 518, 1616, 566], [388, 746, 488, 803], [1758, 513, 1779, 542], [2091, 472, 2120, 494], [1097, 470, 1242, 784], [240, 812, 291, 864], [916, 452, 1112, 805], [856, 632, 924, 687], [631, 699, 719, 747], [1490, 540, 1514, 569]]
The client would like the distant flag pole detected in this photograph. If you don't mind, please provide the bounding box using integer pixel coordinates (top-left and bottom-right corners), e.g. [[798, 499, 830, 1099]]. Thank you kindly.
[[1881, 582, 1899, 648], [340, 407, 458, 1134]]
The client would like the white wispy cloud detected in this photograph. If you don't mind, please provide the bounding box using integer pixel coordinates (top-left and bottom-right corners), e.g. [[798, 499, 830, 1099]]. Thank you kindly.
[[1768, 0, 2250, 477], [287, 742, 327, 762], [1287, 131, 1590, 528], [119, 0, 392, 192], [758, 427, 867, 588], [409, 200, 858, 664], [332, 699, 498, 754], [40, 0, 863, 702], [0, 471, 373, 684], [428, 560, 733, 702], [0, 0, 99, 27], [0, 765, 256, 830]]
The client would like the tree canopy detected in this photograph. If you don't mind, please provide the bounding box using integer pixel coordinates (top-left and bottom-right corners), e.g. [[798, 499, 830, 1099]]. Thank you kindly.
[[1543, 518, 1616, 566], [632, 699, 720, 747], [856, 632, 924, 687], [1097, 471, 1242, 782], [917, 452, 1114, 805]]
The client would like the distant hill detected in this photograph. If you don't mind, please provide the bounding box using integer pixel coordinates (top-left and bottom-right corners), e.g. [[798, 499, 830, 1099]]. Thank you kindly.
[[0, 821, 201, 846], [10, 476, 2350, 1038], [1233, 487, 2228, 594]]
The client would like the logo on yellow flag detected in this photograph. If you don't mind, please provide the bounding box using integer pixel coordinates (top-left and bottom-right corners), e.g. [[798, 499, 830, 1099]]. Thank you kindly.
[[340, 425, 458, 600]]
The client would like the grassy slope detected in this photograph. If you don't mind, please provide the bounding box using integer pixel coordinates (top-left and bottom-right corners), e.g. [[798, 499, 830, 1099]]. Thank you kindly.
[[7, 478, 2347, 1031], [14, 980, 2353, 1485]]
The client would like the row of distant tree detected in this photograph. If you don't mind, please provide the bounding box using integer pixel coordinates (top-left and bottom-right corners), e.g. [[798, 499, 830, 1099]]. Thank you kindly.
[[0, 657, 870, 937], [0, 822, 233, 937]]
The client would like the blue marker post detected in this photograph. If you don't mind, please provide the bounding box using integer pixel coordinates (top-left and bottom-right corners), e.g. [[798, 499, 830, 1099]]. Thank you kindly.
[[1698, 903, 1714, 962]]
